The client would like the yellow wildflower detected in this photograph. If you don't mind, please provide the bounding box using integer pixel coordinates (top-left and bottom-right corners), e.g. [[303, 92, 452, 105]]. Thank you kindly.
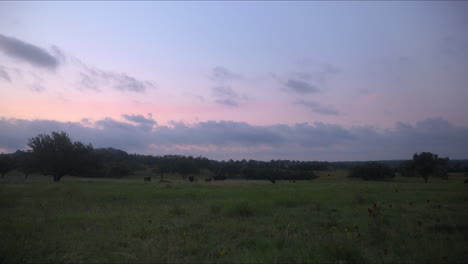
[[220, 251, 225, 255]]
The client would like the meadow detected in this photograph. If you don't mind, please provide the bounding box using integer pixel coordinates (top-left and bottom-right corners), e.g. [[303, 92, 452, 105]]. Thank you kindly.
[[1, 172, 467, 263]]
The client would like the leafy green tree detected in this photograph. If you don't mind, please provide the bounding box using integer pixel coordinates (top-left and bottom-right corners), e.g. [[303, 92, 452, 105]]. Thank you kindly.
[[28, 131, 95, 182], [0, 153, 14, 178], [412, 152, 449, 183], [348, 162, 395, 181]]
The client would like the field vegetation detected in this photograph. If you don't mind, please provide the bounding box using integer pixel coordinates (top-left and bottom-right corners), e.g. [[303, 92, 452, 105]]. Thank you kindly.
[[1, 171, 467, 263]]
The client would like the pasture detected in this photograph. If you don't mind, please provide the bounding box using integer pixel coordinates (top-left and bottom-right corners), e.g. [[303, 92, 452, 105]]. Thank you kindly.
[[1, 172, 467, 263]]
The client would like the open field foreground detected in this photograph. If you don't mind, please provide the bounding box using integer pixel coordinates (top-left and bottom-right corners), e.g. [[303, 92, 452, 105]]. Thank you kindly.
[[1, 175, 468, 263]]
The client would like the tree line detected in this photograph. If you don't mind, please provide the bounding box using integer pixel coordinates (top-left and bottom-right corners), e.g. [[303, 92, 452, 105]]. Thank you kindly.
[[348, 152, 454, 183], [0, 131, 466, 183], [0, 131, 323, 182]]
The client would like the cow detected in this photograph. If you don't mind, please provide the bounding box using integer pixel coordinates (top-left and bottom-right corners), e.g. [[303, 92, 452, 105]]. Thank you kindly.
[[464, 179, 468, 184], [188, 176, 195, 182], [269, 179, 276, 184], [144, 177, 151, 182], [205, 178, 212, 182]]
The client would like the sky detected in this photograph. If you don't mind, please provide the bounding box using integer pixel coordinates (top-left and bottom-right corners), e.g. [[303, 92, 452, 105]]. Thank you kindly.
[[1, 1, 468, 161]]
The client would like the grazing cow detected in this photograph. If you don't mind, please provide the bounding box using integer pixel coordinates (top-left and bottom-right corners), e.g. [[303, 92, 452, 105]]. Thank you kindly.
[[269, 179, 276, 184], [144, 177, 151, 182], [464, 179, 468, 184], [188, 176, 195, 182], [205, 178, 212, 182]]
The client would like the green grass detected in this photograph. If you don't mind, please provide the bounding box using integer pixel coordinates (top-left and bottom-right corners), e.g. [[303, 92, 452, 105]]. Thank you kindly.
[[1, 172, 467, 263]]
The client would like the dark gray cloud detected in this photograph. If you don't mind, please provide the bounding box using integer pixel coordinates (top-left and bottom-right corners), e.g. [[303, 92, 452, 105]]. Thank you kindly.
[[213, 86, 238, 98], [0, 66, 11, 82], [78, 72, 100, 91], [0, 34, 59, 69], [215, 98, 238, 107], [78, 66, 155, 93], [1, 117, 467, 161], [50, 45, 66, 63], [285, 79, 319, 94], [159, 120, 284, 147], [212, 86, 247, 107], [112, 73, 151, 93], [122, 114, 157, 126], [210, 66, 248, 106], [273, 61, 341, 96], [0, 34, 155, 94], [211, 66, 241, 82], [294, 99, 339, 115]]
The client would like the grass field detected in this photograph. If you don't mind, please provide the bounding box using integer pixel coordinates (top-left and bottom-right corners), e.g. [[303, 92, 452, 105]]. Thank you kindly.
[[1, 172, 467, 263]]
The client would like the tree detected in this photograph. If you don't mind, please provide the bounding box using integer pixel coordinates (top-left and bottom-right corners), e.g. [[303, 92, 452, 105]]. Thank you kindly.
[[348, 162, 395, 181], [0, 153, 14, 178], [12, 150, 37, 179], [28, 131, 95, 182], [399, 160, 415, 177], [153, 158, 172, 180], [412, 152, 449, 183], [177, 157, 198, 180]]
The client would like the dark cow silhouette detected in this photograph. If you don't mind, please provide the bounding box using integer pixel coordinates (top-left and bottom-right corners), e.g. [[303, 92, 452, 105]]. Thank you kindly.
[[269, 179, 276, 184], [188, 176, 195, 182], [144, 177, 151, 182], [205, 178, 212, 182], [464, 179, 468, 184]]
